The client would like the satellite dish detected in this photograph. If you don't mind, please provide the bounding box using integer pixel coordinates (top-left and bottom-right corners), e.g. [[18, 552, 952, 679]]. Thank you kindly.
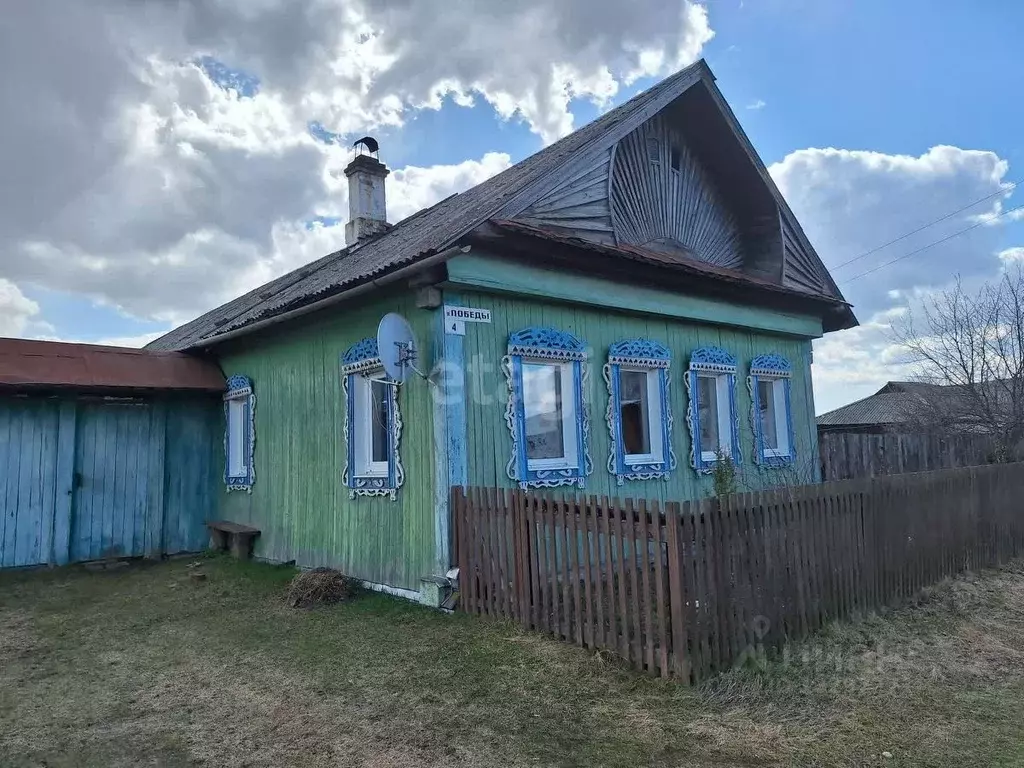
[[376, 313, 418, 383]]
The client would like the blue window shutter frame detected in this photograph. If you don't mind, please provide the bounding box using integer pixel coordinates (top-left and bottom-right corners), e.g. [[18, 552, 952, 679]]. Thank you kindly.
[[684, 347, 740, 474], [502, 326, 592, 489], [224, 374, 256, 492], [341, 337, 405, 500], [748, 353, 796, 467], [603, 339, 675, 485]]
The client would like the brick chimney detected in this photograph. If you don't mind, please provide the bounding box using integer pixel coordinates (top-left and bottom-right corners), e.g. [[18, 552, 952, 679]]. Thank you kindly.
[[344, 139, 390, 246]]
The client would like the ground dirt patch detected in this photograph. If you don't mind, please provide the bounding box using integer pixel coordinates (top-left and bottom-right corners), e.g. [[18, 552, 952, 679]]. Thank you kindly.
[[1, 556, 1023, 767]]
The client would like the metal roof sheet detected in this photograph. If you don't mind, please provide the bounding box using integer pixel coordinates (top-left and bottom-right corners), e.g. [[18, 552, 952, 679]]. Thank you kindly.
[[148, 58, 851, 352], [0, 338, 225, 392]]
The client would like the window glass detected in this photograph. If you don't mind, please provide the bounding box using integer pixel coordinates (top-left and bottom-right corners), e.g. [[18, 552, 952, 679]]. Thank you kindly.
[[227, 398, 246, 476], [620, 369, 651, 456], [646, 137, 660, 164], [758, 379, 779, 450], [697, 374, 720, 452], [523, 362, 565, 460], [370, 379, 390, 463]]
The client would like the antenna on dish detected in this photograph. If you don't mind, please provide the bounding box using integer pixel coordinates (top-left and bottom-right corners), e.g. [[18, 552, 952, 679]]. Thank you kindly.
[[375, 313, 428, 384]]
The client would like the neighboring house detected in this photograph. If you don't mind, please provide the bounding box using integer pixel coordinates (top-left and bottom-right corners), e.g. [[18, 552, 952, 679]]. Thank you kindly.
[[817, 380, 1012, 435], [816, 381, 1007, 480], [816, 382, 929, 435], [0, 339, 224, 568], [148, 59, 857, 602]]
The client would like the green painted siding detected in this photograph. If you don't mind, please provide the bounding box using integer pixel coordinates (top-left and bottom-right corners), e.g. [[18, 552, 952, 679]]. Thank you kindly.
[[455, 290, 820, 503], [217, 291, 437, 591], [446, 253, 824, 339]]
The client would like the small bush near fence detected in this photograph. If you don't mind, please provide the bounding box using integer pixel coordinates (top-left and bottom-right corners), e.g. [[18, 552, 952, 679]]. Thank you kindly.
[[453, 462, 1024, 684]]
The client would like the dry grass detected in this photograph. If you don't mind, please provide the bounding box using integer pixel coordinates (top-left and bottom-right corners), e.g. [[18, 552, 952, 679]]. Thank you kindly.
[[1, 556, 1023, 767], [286, 566, 359, 609]]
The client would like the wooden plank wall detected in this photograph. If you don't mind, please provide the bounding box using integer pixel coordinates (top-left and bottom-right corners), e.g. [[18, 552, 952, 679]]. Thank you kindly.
[[454, 461, 1024, 683], [819, 431, 996, 481], [0, 395, 219, 569]]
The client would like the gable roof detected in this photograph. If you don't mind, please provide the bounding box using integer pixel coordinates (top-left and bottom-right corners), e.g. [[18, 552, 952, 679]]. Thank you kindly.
[[816, 391, 917, 428], [816, 380, 1008, 429], [149, 59, 850, 352], [0, 338, 225, 393]]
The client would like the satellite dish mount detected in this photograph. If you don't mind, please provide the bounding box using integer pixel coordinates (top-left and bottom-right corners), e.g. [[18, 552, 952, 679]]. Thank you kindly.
[[376, 313, 428, 385]]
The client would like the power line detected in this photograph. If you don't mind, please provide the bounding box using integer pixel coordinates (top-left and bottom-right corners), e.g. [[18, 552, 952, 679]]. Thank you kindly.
[[842, 202, 1024, 284], [832, 181, 1019, 271]]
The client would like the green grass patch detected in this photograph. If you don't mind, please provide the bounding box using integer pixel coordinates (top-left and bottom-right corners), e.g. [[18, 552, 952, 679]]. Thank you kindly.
[[2, 555, 1023, 767]]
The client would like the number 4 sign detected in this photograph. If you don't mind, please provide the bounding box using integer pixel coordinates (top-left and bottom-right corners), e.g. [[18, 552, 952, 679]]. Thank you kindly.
[[443, 305, 491, 336]]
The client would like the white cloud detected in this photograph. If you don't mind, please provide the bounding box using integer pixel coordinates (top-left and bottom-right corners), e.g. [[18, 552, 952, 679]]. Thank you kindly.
[[770, 146, 1018, 413], [0, 280, 43, 337], [746, 99, 766, 110], [0, 0, 712, 337], [812, 308, 913, 414], [771, 146, 1014, 319], [999, 247, 1024, 262]]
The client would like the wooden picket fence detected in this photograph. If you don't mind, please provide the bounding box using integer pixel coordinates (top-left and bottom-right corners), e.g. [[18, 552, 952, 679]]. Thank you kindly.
[[452, 462, 1024, 683]]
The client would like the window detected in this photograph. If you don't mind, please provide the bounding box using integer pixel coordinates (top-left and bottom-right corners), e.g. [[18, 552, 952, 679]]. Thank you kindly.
[[686, 347, 740, 473], [522, 361, 576, 467], [342, 337, 404, 499], [646, 136, 660, 164], [504, 327, 591, 489], [353, 375, 392, 477], [224, 375, 255, 492], [604, 339, 676, 484], [749, 354, 795, 466], [669, 144, 682, 172]]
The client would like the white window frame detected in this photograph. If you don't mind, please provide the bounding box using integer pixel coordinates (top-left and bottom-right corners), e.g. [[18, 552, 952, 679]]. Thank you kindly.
[[226, 398, 248, 476], [697, 373, 734, 464], [758, 377, 791, 458], [224, 375, 255, 492], [503, 326, 592, 490], [748, 353, 796, 468], [341, 337, 405, 500], [685, 346, 740, 474], [620, 367, 664, 466], [352, 372, 391, 478], [522, 359, 579, 472]]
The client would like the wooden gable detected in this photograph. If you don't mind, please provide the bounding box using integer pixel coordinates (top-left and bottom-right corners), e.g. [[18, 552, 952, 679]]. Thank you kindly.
[[509, 75, 837, 302]]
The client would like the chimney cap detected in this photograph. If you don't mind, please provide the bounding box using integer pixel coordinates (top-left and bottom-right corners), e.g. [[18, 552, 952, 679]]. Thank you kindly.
[[353, 136, 379, 158]]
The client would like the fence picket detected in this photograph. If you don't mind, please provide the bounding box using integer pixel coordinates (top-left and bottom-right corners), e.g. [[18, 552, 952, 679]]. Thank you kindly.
[[453, 462, 1024, 684], [568, 497, 584, 647], [651, 500, 670, 678]]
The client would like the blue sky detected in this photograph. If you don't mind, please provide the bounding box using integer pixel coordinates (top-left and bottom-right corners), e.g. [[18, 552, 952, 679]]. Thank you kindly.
[[2, 1, 1021, 412]]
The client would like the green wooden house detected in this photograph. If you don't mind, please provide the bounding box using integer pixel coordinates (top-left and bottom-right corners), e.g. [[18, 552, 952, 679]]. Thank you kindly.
[[149, 60, 857, 603]]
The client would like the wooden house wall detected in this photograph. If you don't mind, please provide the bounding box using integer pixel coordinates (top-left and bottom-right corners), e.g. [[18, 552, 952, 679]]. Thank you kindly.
[[216, 291, 438, 592], [453, 290, 820, 503], [0, 394, 219, 569]]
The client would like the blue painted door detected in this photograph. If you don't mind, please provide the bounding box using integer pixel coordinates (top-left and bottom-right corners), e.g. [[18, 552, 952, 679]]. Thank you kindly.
[[0, 400, 60, 567], [70, 403, 154, 562]]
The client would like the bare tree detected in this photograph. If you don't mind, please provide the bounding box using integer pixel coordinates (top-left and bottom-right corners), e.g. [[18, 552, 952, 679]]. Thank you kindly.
[[892, 264, 1024, 461]]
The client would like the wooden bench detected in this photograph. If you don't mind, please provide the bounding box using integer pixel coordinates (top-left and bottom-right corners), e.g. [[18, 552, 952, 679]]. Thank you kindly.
[[206, 521, 261, 560]]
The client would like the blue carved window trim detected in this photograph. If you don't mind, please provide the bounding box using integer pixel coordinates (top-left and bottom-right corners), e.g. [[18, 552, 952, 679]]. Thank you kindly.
[[224, 374, 256, 492], [341, 338, 404, 500], [603, 339, 676, 485], [748, 353, 796, 467], [685, 347, 741, 474], [502, 327, 592, 489]]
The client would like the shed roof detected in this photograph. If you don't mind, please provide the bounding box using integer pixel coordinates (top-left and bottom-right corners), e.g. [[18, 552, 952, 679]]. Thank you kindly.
[[0, 338, 225, 393], [149, 59, 852, 352], [816, 392, 915, 428]]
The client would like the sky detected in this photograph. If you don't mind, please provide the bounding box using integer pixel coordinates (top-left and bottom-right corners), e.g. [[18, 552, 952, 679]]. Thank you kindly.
[[0, 0, 1021, 414]]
